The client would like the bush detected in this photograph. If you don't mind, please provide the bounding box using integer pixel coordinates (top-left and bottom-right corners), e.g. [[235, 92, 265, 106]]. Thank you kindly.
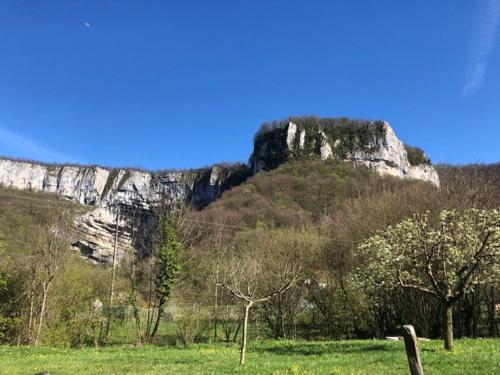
[[175, 304, 210, 346], [42, 259, 109, 347], [404, 144, 430, 166]]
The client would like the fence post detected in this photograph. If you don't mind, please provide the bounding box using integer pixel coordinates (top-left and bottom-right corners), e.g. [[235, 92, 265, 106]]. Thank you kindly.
[[402, 325, 424, 375]]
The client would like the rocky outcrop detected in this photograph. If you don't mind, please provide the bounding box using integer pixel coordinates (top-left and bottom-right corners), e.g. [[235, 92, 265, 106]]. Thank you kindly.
[[250, 120, 440, 186], [0, 117, 439, 263], [0, 158, 249, 263]]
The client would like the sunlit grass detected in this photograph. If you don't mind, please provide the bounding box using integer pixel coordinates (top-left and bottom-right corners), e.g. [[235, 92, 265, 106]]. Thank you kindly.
[[0, 339, 498, 375]]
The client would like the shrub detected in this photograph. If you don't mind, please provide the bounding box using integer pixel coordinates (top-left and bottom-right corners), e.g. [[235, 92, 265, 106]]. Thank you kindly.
[[175, 304, 210, 346], [404, 144, 430, 166]]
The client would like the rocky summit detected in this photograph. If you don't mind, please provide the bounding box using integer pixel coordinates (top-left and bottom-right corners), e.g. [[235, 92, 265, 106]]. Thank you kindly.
[[250, 119, 439, 186], [0, 118, 439, 263]]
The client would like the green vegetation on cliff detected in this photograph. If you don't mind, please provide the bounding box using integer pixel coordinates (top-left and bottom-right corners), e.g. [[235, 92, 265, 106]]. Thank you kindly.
[[253, 116, 387, 169], [404, 144, 431, 166]]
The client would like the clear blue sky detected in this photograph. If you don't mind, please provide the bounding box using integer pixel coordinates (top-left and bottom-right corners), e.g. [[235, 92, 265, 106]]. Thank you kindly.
[[0, 1, 499, 169]]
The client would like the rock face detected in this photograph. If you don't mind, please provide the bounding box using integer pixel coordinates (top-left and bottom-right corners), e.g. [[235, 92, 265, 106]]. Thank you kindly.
[[250, 120, 440, 186], [0, 158, 249, 263], [0, 118, 439, 263]]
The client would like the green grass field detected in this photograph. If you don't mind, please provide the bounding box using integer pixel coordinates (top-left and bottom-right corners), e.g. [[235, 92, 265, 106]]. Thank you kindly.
[[0, 339, 498, 375]]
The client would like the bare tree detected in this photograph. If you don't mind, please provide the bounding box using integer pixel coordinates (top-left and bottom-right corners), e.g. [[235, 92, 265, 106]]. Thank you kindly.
[[29, 210, 72, 346], [199, 218, 232, 342], [219, 228, 318, 365]]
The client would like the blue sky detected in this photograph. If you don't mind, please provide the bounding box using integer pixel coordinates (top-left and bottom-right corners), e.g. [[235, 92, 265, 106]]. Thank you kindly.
[[0, 1, 499, 169]]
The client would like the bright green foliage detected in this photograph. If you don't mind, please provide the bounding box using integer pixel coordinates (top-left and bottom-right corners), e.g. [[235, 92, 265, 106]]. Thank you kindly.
[[155, 218, 182, 319], [43, 259, 109, 347], [356, 209, 500, 297]]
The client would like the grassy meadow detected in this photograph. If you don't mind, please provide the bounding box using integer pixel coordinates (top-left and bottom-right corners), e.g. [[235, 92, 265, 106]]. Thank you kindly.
[[0, 339, 499, 375]]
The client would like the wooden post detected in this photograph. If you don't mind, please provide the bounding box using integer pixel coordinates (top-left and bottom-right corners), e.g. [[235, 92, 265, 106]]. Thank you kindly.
[[402, 325, 424, 375]]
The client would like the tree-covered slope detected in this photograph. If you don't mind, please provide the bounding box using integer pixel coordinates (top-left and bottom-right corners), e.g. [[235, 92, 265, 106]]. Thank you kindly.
[[0, 187, 87, 258]]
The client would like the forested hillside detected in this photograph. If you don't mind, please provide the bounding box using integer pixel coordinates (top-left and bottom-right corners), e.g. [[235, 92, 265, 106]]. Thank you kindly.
[[0, 161, 498, 348], [185, 161, 499, 341], [0, 188, 116, 346]]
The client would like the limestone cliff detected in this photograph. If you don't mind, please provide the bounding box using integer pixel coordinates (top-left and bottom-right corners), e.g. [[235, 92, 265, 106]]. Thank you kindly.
[[0, 158, 249, 263], [0, 117, 439, 263]]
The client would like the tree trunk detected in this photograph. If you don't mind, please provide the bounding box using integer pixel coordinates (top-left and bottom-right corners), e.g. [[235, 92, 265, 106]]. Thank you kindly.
[[214, 282, 219, 342], [240, 302, 252, 366], [281, 309, 286, 339], [444, 302, 454, 351], [145, 263, 154, 340], [487, 285, 498, 337], [27, 288, 35, 344], [130, 261, 143, 345], [151, 302, 165, 339], [34, 282, 50, 347], [232, 321, 242, 343]]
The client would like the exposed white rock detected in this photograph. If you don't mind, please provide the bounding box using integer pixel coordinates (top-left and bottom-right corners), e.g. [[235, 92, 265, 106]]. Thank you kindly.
[[346, 122, 440, 186], [319, 131, 333, 160], [210, 167, 220, 186], [0, 158, 247, 263], [286, 122, 297, 150], [408, 164, 440, 186], [299, 130, 306, 149], [73, 207, 133, 263]]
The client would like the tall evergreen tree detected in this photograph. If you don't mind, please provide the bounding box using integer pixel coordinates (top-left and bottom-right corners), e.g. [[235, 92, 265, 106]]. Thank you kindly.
[[151, 218, 182, 339]]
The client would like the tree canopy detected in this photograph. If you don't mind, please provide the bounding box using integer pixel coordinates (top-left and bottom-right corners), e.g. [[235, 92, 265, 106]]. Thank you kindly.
[[356, 209, 500, 350]]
